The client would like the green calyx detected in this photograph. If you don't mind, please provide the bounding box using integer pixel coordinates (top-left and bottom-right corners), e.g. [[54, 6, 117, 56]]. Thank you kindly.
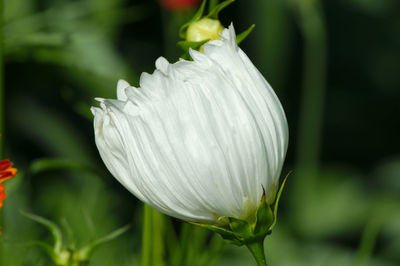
[[177, 0, 255, 59], [190, 173, 289, 247]]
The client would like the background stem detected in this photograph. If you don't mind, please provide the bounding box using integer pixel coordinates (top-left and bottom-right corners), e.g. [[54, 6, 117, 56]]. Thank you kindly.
[[0, 0, 3, 156], [141, 204, 152, 266], [292, 0, 327, 192], [141, 204, 165, 266], [152, 209, 165, 266], [0, 0, 4, 263]]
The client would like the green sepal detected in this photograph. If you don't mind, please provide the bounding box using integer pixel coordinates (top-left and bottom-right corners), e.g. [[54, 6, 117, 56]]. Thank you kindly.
[[179, 0, 208, 38], [253, 187, 274, 235], [177, 39, 209, 60], [236, 24, 255, 45], [226, 216, 252, 241], [189, 173, 290, 248], [177, 40, 209, 52], [206, 0, 235, 19], [269, 171, 291, 231], [189, 222, 242, 246]]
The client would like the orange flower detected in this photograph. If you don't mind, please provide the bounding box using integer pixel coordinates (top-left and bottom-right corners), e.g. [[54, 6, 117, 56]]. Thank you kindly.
[[0, 160, 17, 209]]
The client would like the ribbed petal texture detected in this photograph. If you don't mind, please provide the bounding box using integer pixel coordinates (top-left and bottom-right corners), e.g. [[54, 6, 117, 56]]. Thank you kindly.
[[92, 24, 288, 223]]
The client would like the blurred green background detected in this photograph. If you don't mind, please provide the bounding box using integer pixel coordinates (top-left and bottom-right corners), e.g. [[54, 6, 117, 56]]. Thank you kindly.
[[1, 0, 400, 265]]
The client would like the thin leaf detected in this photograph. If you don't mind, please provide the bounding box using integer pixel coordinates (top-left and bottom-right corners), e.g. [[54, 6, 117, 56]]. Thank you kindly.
[[76, 224, 131, 260], [208, 0, 219, 12], [21, 211, 63, 253], [206, 0, 235, 19], [29, 158, 97, 175], [269, 171, 291, 230], [236, 24, 255, 45]]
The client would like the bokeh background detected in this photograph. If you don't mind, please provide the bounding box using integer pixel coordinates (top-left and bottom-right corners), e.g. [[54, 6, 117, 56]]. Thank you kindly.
[[1, 0, 400, 265]]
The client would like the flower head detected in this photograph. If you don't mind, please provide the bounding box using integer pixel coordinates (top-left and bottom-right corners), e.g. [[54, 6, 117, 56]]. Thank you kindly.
[[0, 160, 17, 209], [92, 25, 288, 224]]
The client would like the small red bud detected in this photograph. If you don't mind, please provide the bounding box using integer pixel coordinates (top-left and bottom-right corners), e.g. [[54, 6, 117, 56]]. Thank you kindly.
[[160, 0, 201, 11]]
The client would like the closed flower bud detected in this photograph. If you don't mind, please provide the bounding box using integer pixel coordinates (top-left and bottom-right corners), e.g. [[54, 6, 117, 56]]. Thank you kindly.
[[92, 25, 288, 225], [186, 18, 225, 42]]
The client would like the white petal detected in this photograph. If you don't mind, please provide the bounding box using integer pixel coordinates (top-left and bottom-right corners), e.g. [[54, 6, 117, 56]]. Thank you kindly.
[[117, 79, 130, 101], [155, 56, 169, 75]]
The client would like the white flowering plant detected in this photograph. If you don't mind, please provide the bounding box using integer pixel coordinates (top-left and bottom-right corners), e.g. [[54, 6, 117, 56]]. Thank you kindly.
[[92, 0, 289, 264]]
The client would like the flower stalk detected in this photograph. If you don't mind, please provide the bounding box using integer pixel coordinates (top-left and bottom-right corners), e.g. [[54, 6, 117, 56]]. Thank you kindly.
[[246, 241, 267, 266]]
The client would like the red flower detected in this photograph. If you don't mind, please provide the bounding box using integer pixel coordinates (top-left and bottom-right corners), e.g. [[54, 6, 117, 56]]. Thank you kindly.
[[160, 0, 201, 11], [0, 160, 17, 209]]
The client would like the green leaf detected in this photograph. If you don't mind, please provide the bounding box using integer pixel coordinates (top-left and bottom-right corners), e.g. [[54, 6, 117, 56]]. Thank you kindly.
[[269, 171, 291, 231], [76, 224, 131, 260], [29, 158, 96, 175], [206, 0, 235, 19], [236, 24, 255, 45], [253, 187, 274, 235], [21, 211, 63, 253], [179, 0, 208, 38]]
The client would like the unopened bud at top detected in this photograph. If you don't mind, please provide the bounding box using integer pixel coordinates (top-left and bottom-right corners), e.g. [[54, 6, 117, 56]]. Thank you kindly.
[[186, 18, 224, 42]]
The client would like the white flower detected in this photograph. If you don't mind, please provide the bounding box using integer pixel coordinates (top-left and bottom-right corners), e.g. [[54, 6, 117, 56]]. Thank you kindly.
[[92, 24, 288, 224]]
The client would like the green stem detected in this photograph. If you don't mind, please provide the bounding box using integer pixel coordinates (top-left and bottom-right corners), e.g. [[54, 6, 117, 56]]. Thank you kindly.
[[141, 204, 152, 266], [246, 241, 267, 266]]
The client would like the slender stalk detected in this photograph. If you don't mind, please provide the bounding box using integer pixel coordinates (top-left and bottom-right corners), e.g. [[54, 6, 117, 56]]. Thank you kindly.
[[293, 0, 327, 180], [208, 0, 219, 11], [0, 0, 3, 156], [246, 241, 267, 266], [0, 0, 4, 264], [354, 217, 381, 266], [141, 204, 152, 266]]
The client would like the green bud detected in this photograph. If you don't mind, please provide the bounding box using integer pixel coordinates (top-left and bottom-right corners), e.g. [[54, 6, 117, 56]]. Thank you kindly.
[[186, 18, 225, 43]]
